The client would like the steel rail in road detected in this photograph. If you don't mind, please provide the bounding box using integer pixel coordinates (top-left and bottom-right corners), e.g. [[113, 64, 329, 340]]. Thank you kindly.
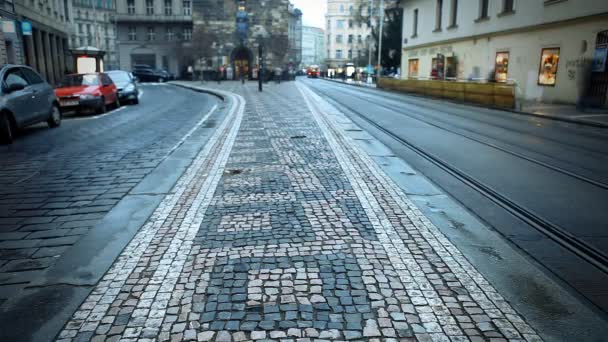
[[308, 86, 608, 280], [330, 88, 608, 191]]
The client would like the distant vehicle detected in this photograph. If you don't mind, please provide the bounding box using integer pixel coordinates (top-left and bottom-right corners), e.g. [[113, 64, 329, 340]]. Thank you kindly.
[[158, 69, 174, 81], [0, 64, 61, 144], [307, 65, 320, 78], [55, 73, 120, 114], [107, 70, 139, 105], [132, 67, 168, 83]]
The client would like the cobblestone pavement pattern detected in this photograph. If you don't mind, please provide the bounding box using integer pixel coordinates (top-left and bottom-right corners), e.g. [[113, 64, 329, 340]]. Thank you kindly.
[[57, 82, 542, 341], [0, 85, 217, 303]]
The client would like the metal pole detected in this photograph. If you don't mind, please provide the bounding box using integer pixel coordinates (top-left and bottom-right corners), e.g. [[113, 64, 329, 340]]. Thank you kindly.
[[376, 0, 384, 82], [258, 44, 263, 92], [367, 0, 374, 83]]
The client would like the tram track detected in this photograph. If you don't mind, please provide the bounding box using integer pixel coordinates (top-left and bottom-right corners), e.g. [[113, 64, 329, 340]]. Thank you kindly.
[[307, 85, 608, 279]]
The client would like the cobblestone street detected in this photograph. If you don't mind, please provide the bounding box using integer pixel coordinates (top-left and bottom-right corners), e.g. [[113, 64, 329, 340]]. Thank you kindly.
[[53, 81, 543, 342]]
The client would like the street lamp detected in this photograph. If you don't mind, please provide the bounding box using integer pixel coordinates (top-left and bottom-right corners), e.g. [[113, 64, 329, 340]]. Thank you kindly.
[[376, 0, 384, 81]]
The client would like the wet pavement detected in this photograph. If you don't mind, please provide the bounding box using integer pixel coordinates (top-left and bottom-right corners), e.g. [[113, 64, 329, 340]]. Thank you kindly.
[[54, 81, 545, 342]]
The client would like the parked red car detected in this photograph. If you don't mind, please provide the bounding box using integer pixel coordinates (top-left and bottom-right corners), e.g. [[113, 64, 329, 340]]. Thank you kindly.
[[55, 73, 120, 114]]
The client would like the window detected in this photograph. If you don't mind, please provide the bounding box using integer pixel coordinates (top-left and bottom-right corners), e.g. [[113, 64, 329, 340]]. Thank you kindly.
[[166, 27, 174, 41], [337, 20, 345, 29], [357, 35, 362, 44], [105, 38, 110, 49], [146, 0, 154, 15], [147, 27, 155, 41], [339, 4, 344, 13], [449, 0, 458, 27], [348, 34, 353, 43], [336, 35, 343, 43], [78, 23, 83, 34], [127, 0, 135, 14], [435, 0, 443, 31], [165, 0, 172, 15], [336, 49, 343, 59], [183, 0, 191, 15], [349, 5, 354, 14], [4, 68, 29, 88], [502, 0, 514, 13], [479, 0, 489, 19], [538, 48, 560, 86], [128, 26, 137, 41], [495, 52, 509, 82], [183, 28, 192, 40], [348, 50, 353, 59], [21, 68, 44, 84], [348, 20, 353, 28], [408, 59, 419, 78], [412, 9, 419, 37]]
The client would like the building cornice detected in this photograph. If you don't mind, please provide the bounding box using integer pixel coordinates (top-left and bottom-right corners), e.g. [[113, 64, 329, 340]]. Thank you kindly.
[[403, 11, 608, 51]]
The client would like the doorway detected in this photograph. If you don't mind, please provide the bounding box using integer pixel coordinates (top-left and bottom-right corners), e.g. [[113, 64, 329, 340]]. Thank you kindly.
[[588, 30, 608, 107], [231, 46, 252, 80]]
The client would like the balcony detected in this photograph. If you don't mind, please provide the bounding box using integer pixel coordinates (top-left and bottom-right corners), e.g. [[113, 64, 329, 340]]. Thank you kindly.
[[115, 13, 192, 23]]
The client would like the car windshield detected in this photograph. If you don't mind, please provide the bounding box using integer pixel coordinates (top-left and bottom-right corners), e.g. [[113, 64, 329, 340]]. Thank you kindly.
[[108, 72, 130, 83], [60, 74, 99, 87]]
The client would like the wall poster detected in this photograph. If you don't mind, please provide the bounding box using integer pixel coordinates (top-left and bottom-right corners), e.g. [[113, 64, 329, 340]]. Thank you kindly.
[[538, 47, 560, 86]]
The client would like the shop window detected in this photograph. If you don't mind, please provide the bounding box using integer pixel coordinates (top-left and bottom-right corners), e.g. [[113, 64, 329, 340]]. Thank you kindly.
[[408, 59, 419, 78], [538, 48, 560, 86], [446, 56, 457, 78], [495, 51, 509, 82]]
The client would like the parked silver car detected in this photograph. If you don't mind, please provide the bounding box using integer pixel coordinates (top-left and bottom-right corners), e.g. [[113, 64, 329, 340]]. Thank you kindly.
[[0, 64, 61, 144]]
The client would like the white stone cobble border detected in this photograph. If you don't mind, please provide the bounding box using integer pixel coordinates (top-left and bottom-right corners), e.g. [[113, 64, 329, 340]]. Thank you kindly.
[[296, 82, 542, 342], [56, 89, 245, 341]]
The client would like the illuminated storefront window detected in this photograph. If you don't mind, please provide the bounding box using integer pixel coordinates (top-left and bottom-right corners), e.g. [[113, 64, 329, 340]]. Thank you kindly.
[[538, 47, 560, 86], [408, 58, 419, 78], [495, 51, 509, 82]]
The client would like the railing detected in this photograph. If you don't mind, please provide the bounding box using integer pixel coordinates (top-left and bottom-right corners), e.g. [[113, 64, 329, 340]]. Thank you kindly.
[[115, 14, 191, 22], [378, 77, 516, 109]]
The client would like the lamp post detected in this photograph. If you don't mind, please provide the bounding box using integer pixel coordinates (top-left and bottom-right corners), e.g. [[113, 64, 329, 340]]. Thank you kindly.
[[258, 43, 264, 92], [376, 0, 384, 81]]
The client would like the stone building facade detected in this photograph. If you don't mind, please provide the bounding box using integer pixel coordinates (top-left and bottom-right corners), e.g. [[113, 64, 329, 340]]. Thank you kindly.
[[325, 0, 373, 69], [72, 0, 119, 70], [14, 0, 73, 84], [192, 0, 296, 79], [301, 26, 325, 68], [0, 1, 24, 66], [287, 4, 302, 70], [115, 0, 193, 75]]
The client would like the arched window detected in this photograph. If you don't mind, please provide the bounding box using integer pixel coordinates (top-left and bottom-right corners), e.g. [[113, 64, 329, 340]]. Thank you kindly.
[[340, 4, 344, 13]]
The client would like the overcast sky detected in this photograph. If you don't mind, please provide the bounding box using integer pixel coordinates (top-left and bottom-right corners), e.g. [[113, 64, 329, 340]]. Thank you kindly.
[[290, 0, 327, 29]]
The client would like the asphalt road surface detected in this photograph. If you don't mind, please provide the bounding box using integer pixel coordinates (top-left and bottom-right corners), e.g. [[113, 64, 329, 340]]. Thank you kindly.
[[0, 84, 219, 304], [302, 78, 608, 314]]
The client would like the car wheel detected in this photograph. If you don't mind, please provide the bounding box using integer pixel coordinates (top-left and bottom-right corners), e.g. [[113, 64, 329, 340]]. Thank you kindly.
[[47, 105, 62, 128], [132, 97, 139, 105], [114, 97, 121, 109], [0, 112, 14, 144], [97, 97, 107, 114]]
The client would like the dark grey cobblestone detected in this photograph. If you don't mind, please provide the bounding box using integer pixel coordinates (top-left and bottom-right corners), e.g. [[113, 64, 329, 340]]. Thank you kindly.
[[56, 82, 542, 341], [0, 85, 218, 300]]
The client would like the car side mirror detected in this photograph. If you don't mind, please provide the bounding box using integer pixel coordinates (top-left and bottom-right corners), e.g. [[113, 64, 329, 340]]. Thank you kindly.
[[4, 83, 26, 93]]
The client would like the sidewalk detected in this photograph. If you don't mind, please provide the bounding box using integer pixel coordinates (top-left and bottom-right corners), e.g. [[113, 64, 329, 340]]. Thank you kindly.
[[55, 81, 544, 342]]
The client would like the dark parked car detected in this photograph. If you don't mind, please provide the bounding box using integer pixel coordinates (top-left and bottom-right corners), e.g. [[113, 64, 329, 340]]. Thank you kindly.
[[107, 70, 139, 105], [0, 64, 61, 144], [132, 67, 167, 83]]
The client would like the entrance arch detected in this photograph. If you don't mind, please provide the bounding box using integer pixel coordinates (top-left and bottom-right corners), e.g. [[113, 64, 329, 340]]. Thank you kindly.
[[231, 46, 253, 80]]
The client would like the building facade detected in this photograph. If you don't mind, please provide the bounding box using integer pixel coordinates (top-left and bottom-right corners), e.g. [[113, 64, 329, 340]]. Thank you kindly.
[[192, 0, 298, 79], [288, 4, 302, 70], [14, 0, 73, 84], [400, 0, 608, 106], [72, 0, 119, 70], [325, 0, 373, 69], [115, 0, 193, 75], [301, 25, 325, 67], [0, 1, 25, 66]]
